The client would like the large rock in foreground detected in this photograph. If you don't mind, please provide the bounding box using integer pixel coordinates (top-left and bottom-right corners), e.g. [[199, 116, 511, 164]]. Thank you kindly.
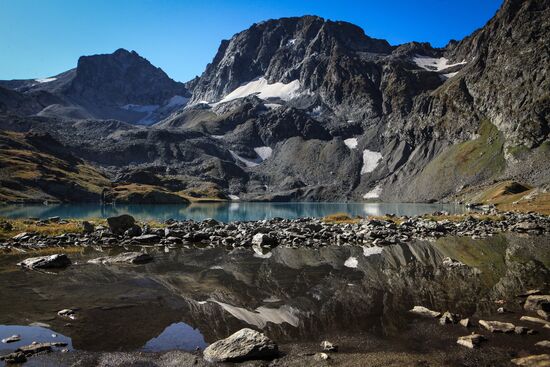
[[17, 254, 71, 269], [107, 214, 135, 235], [203, 328, 278, 362]]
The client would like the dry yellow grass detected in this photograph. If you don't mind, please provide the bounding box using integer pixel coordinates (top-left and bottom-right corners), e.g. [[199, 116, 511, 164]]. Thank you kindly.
[[322, 212, 362, 224]]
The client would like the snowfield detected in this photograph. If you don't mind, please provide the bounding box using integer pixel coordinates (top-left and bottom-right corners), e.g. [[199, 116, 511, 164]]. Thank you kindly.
[[361, 149, 382, 174], [254, 146, 273, 160], [363, 185, 382, 199], [35, 77, 57, 83], [362, 245, 384, 257], [413, 55, 467, 72], [121, 103, 159, 124], [165, 95, 189, 108], [344, 138, 358, 150], [229, 150, 260, 167], [219, 77, 301, 103], [344, 257, 358, 268]]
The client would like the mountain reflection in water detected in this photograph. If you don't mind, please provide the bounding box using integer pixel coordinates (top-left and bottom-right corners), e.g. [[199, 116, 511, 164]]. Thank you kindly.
[[0, 233, 548, 353]]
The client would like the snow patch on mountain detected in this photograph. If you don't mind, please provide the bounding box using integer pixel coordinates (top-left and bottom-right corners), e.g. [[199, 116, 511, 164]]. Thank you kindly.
[[344, 257, 358, 268], [363, 185, 382, 199], [219, 77, 301, 104], [362, 245, 384, 257], [361, 150, 382, 174], [121, 103, 160, 124], [344, 138, 358, 150], [413, 55, 467, 72], [229, 150, 260, 167], [35, 77, 57, 83], [254, 146, 273, 160], [165, 95, 189, 108]]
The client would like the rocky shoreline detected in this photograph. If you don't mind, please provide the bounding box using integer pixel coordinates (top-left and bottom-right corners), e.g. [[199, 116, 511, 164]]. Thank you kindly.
[[1, 211, 548, 253]]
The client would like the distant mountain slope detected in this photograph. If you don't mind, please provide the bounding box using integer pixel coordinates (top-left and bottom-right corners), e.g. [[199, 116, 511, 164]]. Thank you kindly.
[[0, 49, 191, 124]]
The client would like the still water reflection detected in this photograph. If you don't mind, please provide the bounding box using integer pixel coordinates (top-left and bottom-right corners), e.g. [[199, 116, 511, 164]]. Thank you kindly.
[[0, 234, 548, 353]]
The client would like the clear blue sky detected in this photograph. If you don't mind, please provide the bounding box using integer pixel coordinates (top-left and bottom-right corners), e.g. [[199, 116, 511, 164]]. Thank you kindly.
[[0, 0, 503, 82]]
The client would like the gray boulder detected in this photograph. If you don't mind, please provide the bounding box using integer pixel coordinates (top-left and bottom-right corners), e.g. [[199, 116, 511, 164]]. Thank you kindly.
[[107, 214, 135, 235], [203, 328, 278, 362], [17, 254, 71, 269]]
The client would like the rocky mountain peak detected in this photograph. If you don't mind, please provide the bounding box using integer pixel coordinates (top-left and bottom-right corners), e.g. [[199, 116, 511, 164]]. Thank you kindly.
[[67, 48, 189, 107]]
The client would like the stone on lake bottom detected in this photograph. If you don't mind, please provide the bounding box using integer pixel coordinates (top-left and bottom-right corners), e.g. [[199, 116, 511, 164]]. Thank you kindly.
[[511, 354, 550, 366], [410, 306, 441, 318], [320, 340, 338, 352], [457, 334, 486, 349], [203, 328, 278, 362], [459, 318, 471, 328], [535, 340, 550, 348], [479, 320, 516, 333], [521, 316, 550, 327]]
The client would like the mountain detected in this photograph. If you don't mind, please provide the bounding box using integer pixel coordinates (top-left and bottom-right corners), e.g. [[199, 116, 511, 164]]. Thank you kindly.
[[0, 49, 191, 124], [0, 0, 548, 204]]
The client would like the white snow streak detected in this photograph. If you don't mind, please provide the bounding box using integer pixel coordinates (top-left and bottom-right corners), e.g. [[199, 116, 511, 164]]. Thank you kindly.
[[254, 146, 273, 160], [229, 150, 260, 167], [413, 55, 466, 72], [228, 194, 240, 201], [362, 245, 384, 257], [344, 138, 358, 150], [219, 77, 301, 103], [344, 257, 358, 268], [35, 77, 57, 83], [363, 185, 382, 199], [361, 149, 382, 174]]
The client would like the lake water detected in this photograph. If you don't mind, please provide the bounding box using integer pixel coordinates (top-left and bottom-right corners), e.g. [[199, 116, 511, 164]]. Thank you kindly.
[[0, 234, 548, 361], [0, 202, 466, 221]]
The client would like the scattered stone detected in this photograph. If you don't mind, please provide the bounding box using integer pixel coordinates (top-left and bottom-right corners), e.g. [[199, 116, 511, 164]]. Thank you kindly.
[[457, 334, 486, 349], [17, 254, 71, 269], [524, 295, 550, 313], [535, 341, 550, 348], [497, 307, 510, 314], [88, 252, 153, 265], [459, 318, 471, 328], [314, 352, 330, 361], [47, 216, 61, 223], [58, 309, 76, 319], [479, 320, 515, 333], [442, 257, 465, 268], [29, 322, 50, 328], [106, 214, 135, 235], [1, 335, 21, 343], [511, 354, 550, 366], [439, 311, 460, 325], [132, 234, 160, 243], [12, 232, 30, 240], [320, 340, 338, 352], [124, 224, 142, 237], [13, 342, 67, 359], [410, 306, 441, 318], [520, 316, 550, 327], [203, 328, 278, 362]]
